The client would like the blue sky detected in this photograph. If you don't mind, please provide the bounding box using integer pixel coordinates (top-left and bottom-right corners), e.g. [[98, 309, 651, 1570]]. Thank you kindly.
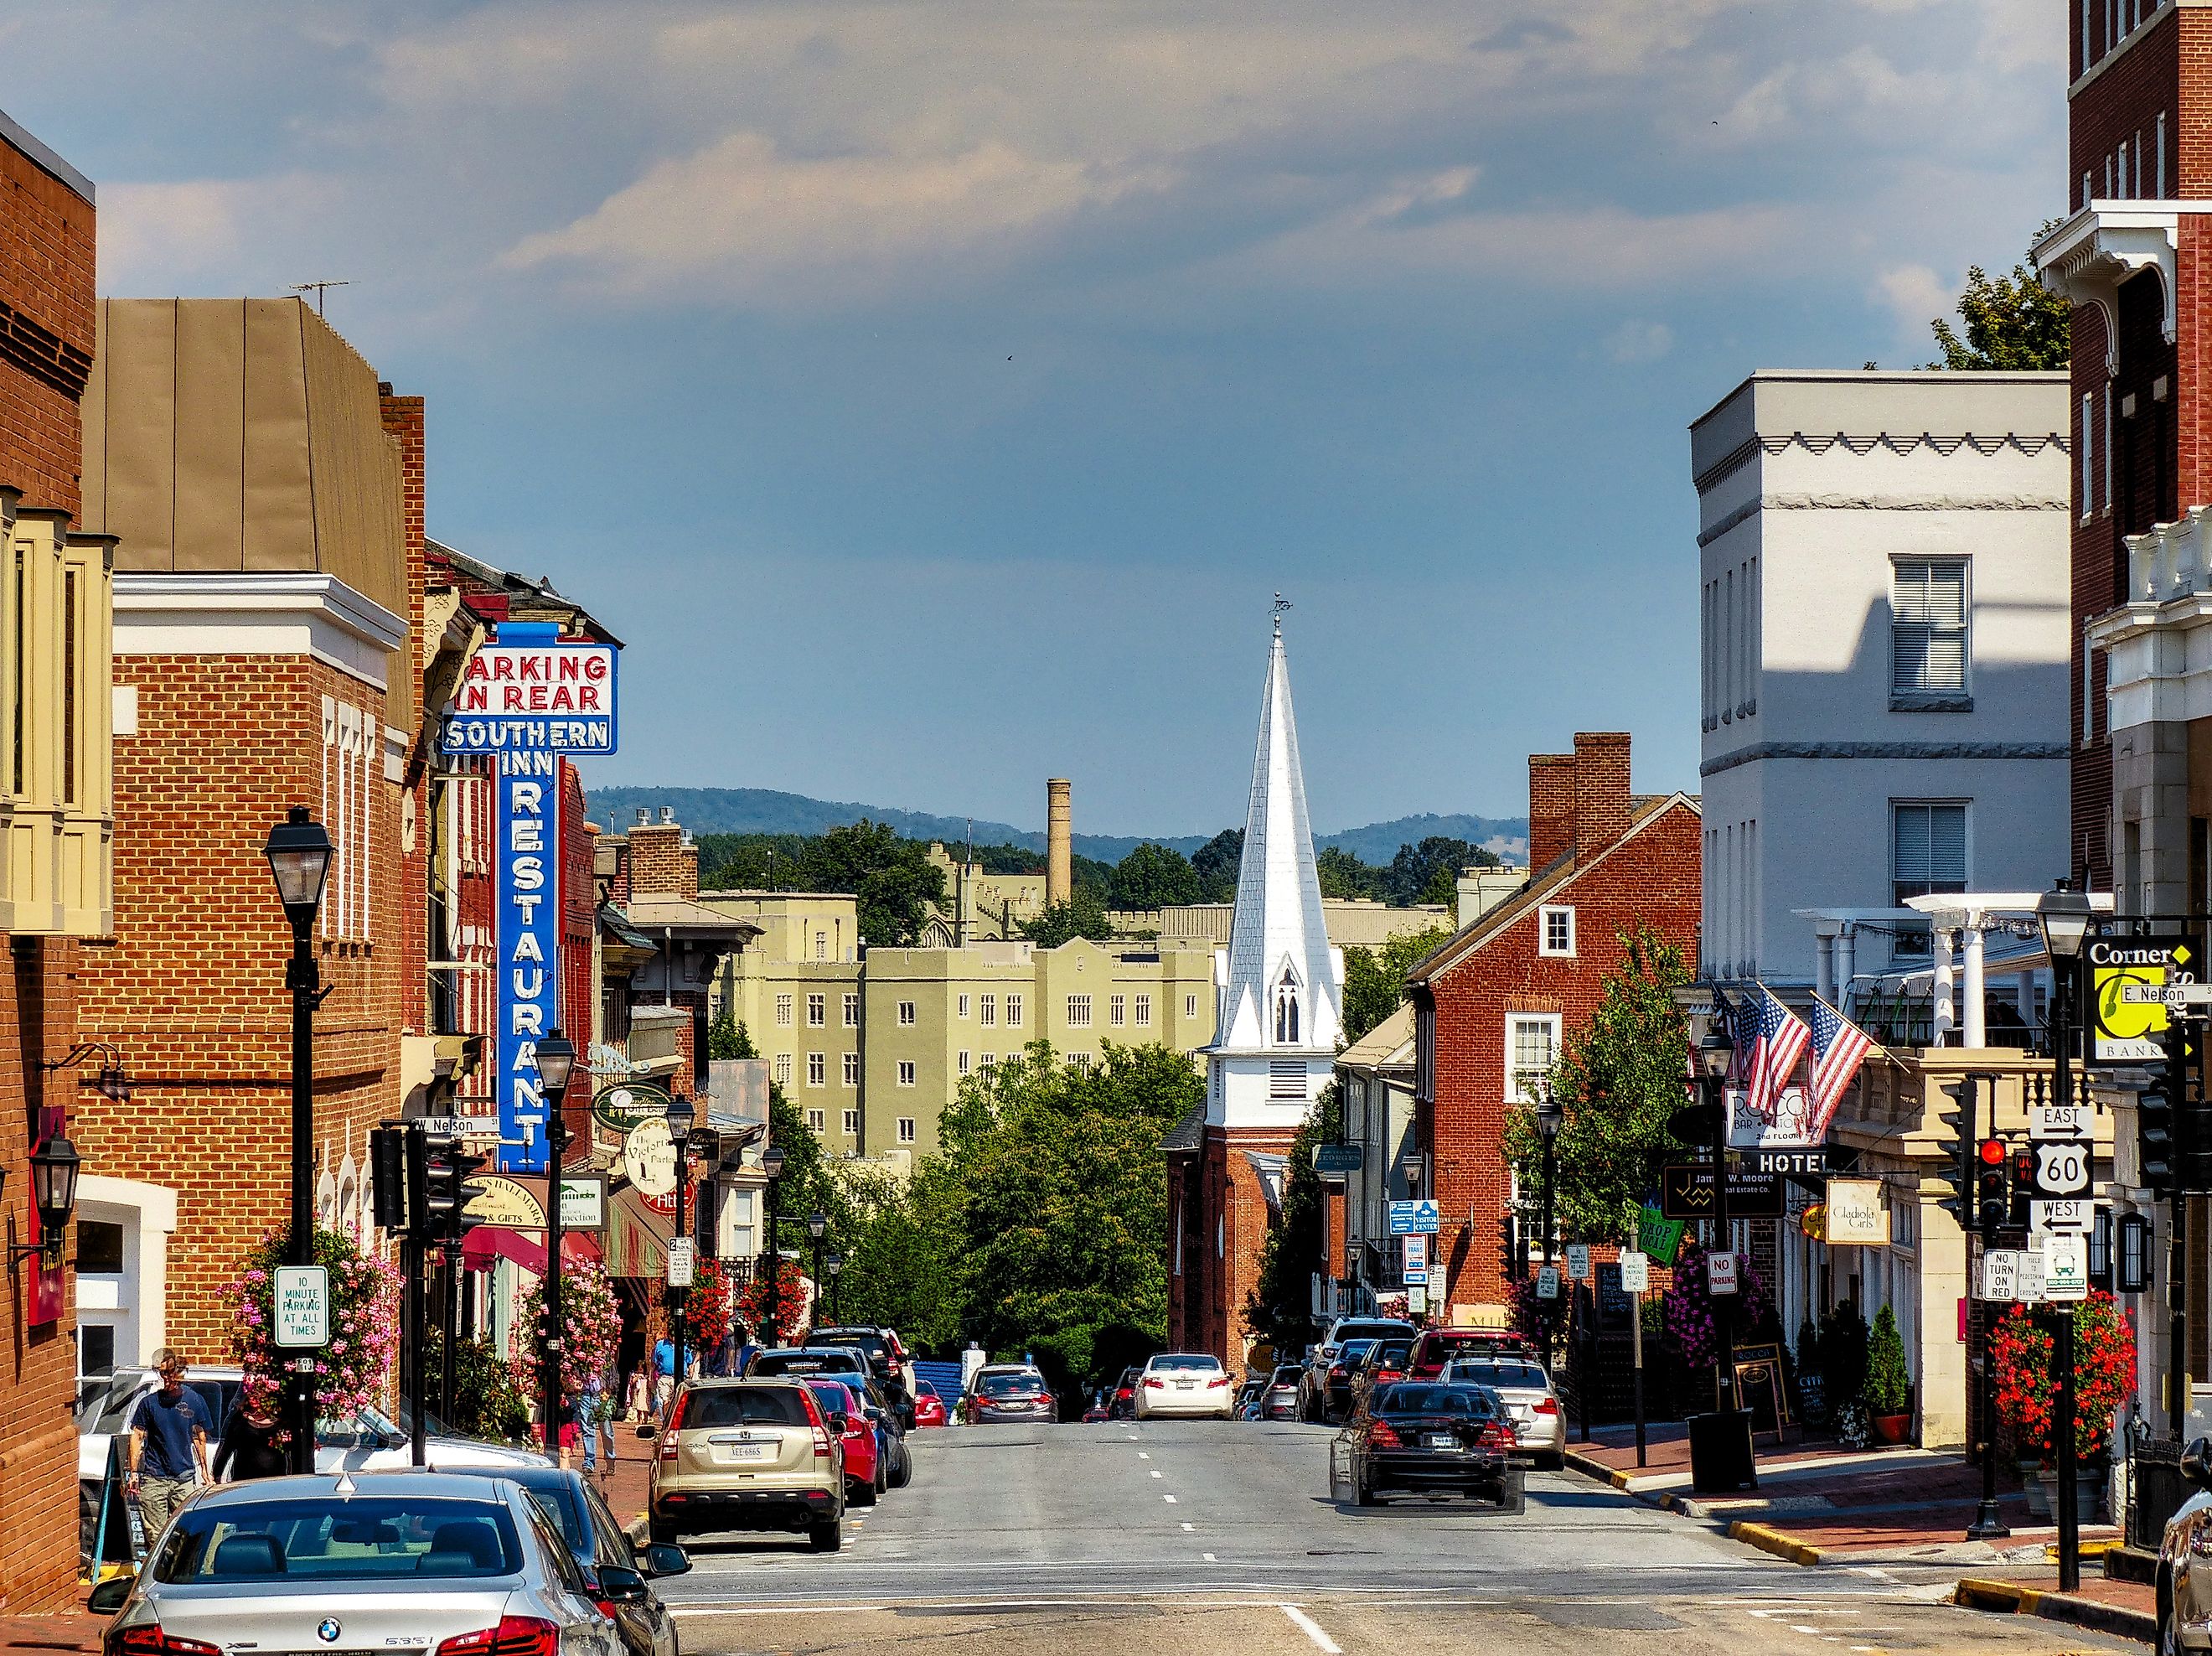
[[10, 0, 2060, 836]]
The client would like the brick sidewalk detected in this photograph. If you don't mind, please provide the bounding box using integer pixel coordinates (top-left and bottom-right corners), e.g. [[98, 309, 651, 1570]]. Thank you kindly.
[[0, 1611, 102, 1651]]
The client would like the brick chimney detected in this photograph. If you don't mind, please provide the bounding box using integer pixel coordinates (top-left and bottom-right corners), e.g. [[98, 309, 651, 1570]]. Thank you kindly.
[[1047, 779, 1072, 906], [1527, 754, 1574, 870], [628, 806, 699, 899], [1571, 732, 1632, 856]]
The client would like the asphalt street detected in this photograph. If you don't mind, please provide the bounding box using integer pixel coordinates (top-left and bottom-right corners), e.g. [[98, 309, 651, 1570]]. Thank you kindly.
[[649, 1420, 2143, 1653]]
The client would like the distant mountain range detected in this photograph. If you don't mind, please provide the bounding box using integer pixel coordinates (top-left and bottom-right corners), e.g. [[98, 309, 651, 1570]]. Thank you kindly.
[[584, 785, 1529, 866]]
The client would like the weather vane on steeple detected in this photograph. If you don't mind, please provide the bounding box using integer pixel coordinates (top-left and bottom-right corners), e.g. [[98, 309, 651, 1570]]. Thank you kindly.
[[1272, 593, 1291, 636]]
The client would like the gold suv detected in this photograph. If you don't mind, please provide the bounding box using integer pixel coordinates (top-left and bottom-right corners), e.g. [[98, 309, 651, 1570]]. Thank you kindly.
[[649, 1379, 847, 1552]]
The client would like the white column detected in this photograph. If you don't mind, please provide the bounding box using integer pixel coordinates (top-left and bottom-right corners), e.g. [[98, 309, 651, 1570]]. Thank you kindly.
[[1814, 930, 1836, 1004], [1962, 924, 1987, 1048], [1933, 928, 1958, 1046], [1836, 925, 1858, 1016], [2016, 970, 2036, 1026]]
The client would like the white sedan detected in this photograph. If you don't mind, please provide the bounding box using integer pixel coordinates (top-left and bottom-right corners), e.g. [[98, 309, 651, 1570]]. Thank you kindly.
[[1134, 1353, 1238, 1420]]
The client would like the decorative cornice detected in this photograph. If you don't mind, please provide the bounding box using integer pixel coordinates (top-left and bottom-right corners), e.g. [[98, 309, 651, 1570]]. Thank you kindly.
[[112, 572, 408, 691], [1699, 491, 2070, 546], [1701, 740, 2069, 778], [2034, 203, 2212, 375], [1694, 429, 2070, 503]]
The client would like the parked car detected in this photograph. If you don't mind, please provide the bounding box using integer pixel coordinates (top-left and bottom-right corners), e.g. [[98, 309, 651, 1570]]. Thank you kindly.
[[745, 1346, 875, 1386], [1301, 1338, 1377, 1424], [1347, 1338, 1414, 1417], [1313, 1317, 1416, 1370], [1442, 1353, 1565, 1470], [962, 1365, 1056, 1426], [87, 1472, 636, 1655], [804, 1379, 883, 1507], [439, 1464, 689, 1656], [1407, 1327, 1536, 1380], [1108, 1366, 1142, 1421], [1134, 1352, 1237, 1421], [804, 1326, 917, 1427], [912, 1379, 948, 1428], [318, 1405, 552, 1474], [1082, 1390, 1113, 1423], [1260, 1364, 1303, 1421], [649, 1379, 846, 1551], [1344, 1381, 1522, 1510]]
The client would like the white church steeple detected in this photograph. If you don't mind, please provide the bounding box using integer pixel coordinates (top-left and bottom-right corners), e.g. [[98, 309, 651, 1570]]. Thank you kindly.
[[1205, 603, 1342, 1126]]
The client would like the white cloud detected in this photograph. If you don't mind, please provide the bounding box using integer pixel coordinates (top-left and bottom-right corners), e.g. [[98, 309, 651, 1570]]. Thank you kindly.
[[1873, 261, 1954, 344], [98, 174, 334, 294], [1605, 319, 1675, 363]]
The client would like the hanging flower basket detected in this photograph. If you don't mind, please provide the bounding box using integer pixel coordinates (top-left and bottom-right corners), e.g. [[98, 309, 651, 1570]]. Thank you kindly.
[[689, 1259, 733, 1353], [510, 1257, 623, 1413], [736, 1259, 808, 1343], [218, 1227, 401, 1442], [1992, 1289, 2137, 1465]]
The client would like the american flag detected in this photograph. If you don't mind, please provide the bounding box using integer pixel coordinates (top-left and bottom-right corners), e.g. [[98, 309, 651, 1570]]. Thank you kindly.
[[1805, 995, 1877, 1140], [1731, 984, 1811, 1123]]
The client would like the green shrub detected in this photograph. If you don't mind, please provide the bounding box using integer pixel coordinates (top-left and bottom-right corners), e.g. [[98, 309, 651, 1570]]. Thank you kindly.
[[421, 1333, 531, 1443], [1863, 1303, 1910, 1415]]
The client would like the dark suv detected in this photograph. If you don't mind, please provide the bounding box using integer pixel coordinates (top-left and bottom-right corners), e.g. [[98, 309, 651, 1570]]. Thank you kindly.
[[806, 1326, 917, 1428]]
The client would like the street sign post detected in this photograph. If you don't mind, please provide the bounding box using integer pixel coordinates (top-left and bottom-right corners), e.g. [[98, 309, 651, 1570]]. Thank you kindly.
[[2039, 1233, 2090, 1302], [2031, 1198, 2092, 1234], [1979, 1250, 2021, 1302], [274, 1265, 329, 1348], [2030, 1141, 2093, 1201], [1387, 1199, 1441, 1235], [1401, 1234, 1429, 1286], [1618, 1250, 1650, 1295], [1564, 1244, 1591, 1282], [666, 1236, 695, 1288], [1536, 1265, 1561, 1301], [1706, 1251, 1739, 1296], [2088, 926, 2199, 1067]]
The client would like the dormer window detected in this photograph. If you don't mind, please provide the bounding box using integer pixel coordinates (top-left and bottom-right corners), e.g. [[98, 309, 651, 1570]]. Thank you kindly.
[[1274, 966, 1301, 1044]]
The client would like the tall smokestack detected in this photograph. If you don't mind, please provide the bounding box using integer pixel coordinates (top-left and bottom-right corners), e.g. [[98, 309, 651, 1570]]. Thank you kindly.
[[1047, 779, 1072, 906]]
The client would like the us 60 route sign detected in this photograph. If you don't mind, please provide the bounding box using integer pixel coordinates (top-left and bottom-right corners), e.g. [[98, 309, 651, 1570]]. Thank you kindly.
[[2029, 1141, 2092, 1201]]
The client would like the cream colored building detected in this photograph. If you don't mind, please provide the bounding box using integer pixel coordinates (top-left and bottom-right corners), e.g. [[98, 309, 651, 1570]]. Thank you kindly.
[[703, 891, 865, 1143], [1110, 898, 1453, 952], [920, 843, 1047, 944]]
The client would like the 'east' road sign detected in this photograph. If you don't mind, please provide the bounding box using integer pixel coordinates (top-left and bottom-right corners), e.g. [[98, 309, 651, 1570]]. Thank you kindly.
[[1388, 1200, 1440, 1235]]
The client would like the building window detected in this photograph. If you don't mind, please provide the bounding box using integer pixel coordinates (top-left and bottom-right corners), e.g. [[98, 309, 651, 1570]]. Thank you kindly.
[[774, 1053, 793, 1085], [1891, 558, 1968, 702], [775, 993, 793, 1027], [1007, 994, 1024, 1027], [958, 1050, 972, 1074], [1892, 802, 1967, 957], [1134, 992, 1152, 1027], [807, 993, 826, 1028], [1274, 968, 1300, 1044], [980, 1053, 996, 1073], [897, 1061, 916, 1086], [1539, 905, 1576, 958], [843, 1052, 860, 1086], [1072, 1052, 1093, 1070], [1507, 1014, 1562, 1103], [807, 1107, 824, 1133], [897, 1117, 917, 1144], [898, 1001, 917, 1026], [808, 1052, 825, 1087], [1067, 994, 1092, 1027], [814, 930, 828, 960], [319, 696, 375, 939], [959, 994, 970, 1017], [843, 1109, 859, 1137], [843, 993, 860, 1027], [1185, 994, 1198, 1020], [980, 993, 997, 1027]]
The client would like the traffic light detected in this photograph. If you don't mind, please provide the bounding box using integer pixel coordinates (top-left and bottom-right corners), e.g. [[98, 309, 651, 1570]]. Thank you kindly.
[[1934, 1074, 1977, 1226], [2009, 1146, 2036, 1227], [370, 1123, 411, 1233], [2140, 1072, 2176, 1198], [1974, 1139, 2008, 1235], [2172, 1022, 2212, 1196], [421, 1133, 488, 1244]]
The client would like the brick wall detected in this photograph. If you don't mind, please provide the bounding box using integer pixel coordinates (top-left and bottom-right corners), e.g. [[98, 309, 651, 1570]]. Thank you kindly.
[[1569, 732, 1631, 856], [2072, 13, 2180, 198], [1527, 756, 1573, 870], [0, 133, 93, 519], [628, 821, 696, 900], [379, 391, 428, 1036]]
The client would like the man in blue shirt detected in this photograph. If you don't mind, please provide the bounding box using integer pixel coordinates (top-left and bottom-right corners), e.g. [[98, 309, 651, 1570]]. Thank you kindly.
[[127, 1348, 212, 1540], [653, 1335, 676, 1420]]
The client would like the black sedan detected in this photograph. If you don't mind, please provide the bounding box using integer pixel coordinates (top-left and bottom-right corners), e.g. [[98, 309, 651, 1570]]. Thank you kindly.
[[1346, 1382, 1522, 1511], [442, 1463, 689, 1656]]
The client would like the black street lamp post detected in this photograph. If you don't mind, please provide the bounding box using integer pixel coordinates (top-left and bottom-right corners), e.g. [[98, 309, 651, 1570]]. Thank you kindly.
[[263, 806, 333, 1477], [825, 1252, 843, 1325], [667, 1095, 696, 1393], [1694, 1022, 1737, 1415], [534, 1031, 576, 1462], [1534, 1093, 1562, 1370], [2039, 883, 2094, 1594], [808, 1210, 827, 1332], [759, 1146, 785, 1347]]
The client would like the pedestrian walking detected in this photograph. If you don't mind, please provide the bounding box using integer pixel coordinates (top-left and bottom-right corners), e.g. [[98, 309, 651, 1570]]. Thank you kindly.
[[212, 1384, 287, 1483], [127, 1349, 212, 1538], [654, 1333, 676, 1419], [577, 1371, 608, 1476], [732, 1322, 760, 1379]]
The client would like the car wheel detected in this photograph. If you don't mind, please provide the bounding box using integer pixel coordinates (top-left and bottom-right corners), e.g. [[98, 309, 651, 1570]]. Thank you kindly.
[[649, 1517, 680, 1545], [1493, 1472, 1527, 1515], [1355, 1471, 1378, 1508], [809, 1516, 843, 1553], [874, 1456, 889, 1494], [2158, 1569, 2178, 1656], [848, 1475, 878, 1508], [888, 1446, 912, 1489]]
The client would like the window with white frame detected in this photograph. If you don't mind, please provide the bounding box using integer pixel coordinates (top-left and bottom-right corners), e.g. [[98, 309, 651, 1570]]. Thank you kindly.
[[843, 1052, 860, 1087], [1071, 1052, 1093, 1070], [775, 994, 793, 1027], [842, 1109, 858, 1137], [958, 1050, 971, 1075], [843, 993, 860, 1027], [897, 1117, 916, 1144], [807, 1052, 825, 1087], [897, 1061, 916, 1086], [1134, 993, 1152, 1027], [980, 993, 997, 1026], [807, 1107, 824, 1133], [320, 696, 375, 939], [958, 993, 970, 1017], [1891, 558, 1969, 701], [807, 993, 825, 1028], [1185, 994, 1198, 1020], [980, 1053, 996, 1073], [1506, 1014, 1561, 1103], [1109, 994, 1126, 1027], [1538, 906, 1575, 958], [1892, 801, 1967, 957], [774, 1053, 792, 1085], [1007, 994, 1024, 1027], [897, 1001, 916, 1026], [1067, 994, 1092, 1027]]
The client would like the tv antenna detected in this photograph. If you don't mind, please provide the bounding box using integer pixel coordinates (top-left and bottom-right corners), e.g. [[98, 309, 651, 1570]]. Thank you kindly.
[[292, 280, 351, 316]]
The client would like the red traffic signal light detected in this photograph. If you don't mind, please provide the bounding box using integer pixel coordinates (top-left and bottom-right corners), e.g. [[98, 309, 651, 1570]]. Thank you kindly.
[[1977, 1138, 2006, 1167]]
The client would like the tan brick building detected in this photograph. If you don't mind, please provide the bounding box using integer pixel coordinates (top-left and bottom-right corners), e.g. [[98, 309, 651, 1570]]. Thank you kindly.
[[0, 105, 112, 1610]]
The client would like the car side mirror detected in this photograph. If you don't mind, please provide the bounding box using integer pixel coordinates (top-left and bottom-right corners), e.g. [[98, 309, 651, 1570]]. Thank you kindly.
[[830, 1413, 850, 1434], [598, 1563, 649, 1602], [2185, 1436, 2212, 1490], [87, 1575, 134, 1614], [642, 1542, 690, 1578]]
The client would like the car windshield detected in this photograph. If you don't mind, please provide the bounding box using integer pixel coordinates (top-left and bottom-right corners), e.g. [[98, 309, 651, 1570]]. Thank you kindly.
[[1369, 1341, 1413, 1367], [752, 1351, 858, 1377], [685, 1387, 811, 1428], [811, 1332, 891, 1365], [805, 1381, 857, 1412], [152, 1496, 523, 1582], [1450, 1361, 1548, 1389], [979, 1373, 1043, 1397], [1335, 1340, 1377, 1366], [1151, 1354, 1222, 1373], [1270, 1368, 1301, 1384], [1336, 1322, 1410, 1344], [916, 1381, 938, 1400], [1373, 1385, 1494, 1417]]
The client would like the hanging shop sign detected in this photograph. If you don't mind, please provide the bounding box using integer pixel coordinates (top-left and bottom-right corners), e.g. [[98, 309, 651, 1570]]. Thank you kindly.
[[594, 1079, 674, 1136], [623, 1115, 678, 1199], [461, 1175, 545, 1229], [1660, 1162, 1785, 1220], [1636, 1205, 1684, 1265], [1800, 1203, 1827, 1242], [442, 640, 618, 756], [1822, 1178, 1889, 1246], [2087, 924, 2199, 1066], [494, 744, 560, 1174]]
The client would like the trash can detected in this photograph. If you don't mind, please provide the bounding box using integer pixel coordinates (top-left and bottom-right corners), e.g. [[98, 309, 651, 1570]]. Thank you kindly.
[[1688, 1409, 1759, 1494]]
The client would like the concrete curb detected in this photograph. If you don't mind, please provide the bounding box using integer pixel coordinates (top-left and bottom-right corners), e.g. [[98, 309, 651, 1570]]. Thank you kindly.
[[1954, 1576, 2158, 1644], [1563, 1452, 1839, 1568], [1729, 1520, 1826, 1565]]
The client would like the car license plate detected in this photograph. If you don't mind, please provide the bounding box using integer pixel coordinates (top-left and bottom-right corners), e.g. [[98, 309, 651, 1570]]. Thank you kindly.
[[721, 1443, 773, 1462], [1424, 1433, 1457, 1450], [1176, 1380, 1195, 1389]]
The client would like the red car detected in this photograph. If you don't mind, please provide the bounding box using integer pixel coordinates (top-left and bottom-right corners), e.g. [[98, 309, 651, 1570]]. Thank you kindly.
[[912, 1379, 948, 1428], [806, 1379, 882, 1506], [1407, 1327, 1536, 1380]]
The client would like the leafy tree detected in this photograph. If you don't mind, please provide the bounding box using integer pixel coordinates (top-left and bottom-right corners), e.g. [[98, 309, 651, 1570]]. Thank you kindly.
[[1501, 928, 1691, 1243], [1021, 890, 1114, 947], [1340, 924, 1453, 1044], [1246, 1082, 1341, 1354], [808, 820, 948, 946], [964, 841, 1047, 876], [766, 1083, 840, 1245], [1383, 836, 1494, 907], [1929, 227, 2070, 370], [1191, 829, 1244, 903], [1315, 846, 1386, 901], [1109, 842, 1202, 908], [709, 1007, 756, 1060], [827, 1164, 967, 1355], [1069, 851, 1119, 900]]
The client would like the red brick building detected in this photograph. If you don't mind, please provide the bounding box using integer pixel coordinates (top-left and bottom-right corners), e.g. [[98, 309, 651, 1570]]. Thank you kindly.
[[0, 105, 105, 1612], [1406, 734, 1699, 1323]]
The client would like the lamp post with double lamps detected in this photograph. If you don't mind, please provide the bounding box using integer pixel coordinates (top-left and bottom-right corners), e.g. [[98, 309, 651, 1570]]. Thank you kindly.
[[2038, 882, 2094, 1594], [263, 806, 334, 1475], [1533, 1092, 1562, 1368], [532, 1031, 576, 1462], [666, 1094, 696, 1389]]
